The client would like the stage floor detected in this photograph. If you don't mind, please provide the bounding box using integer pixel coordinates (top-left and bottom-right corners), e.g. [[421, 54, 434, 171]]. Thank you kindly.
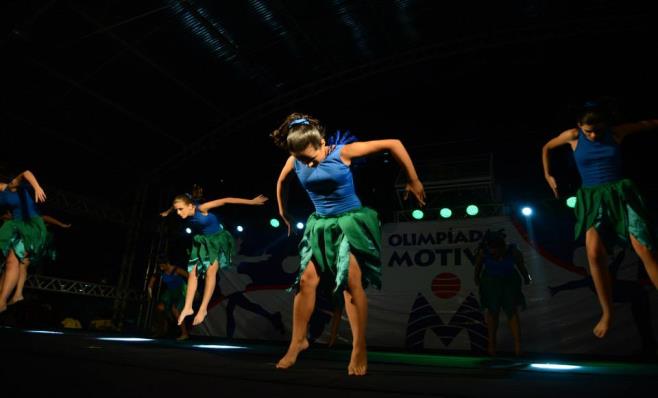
[[1, 326, 656, 397]]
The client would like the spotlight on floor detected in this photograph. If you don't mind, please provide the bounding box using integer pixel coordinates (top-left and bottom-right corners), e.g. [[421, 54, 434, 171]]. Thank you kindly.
[[97, 337, 154, 342], [530, 363, 581, 371], [193, 344, 247, 350]]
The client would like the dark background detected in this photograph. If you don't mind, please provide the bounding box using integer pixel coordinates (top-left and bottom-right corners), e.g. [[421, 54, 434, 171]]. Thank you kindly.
[[2, 0, 657, 292]]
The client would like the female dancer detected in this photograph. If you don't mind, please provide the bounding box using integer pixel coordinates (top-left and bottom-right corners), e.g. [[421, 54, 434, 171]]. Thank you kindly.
[[271, 112, 425, 375], [474, 232, 530, 356], [542, 101, 658, 337], [174, 193, 268, 326], [0, 170, 47, 313]]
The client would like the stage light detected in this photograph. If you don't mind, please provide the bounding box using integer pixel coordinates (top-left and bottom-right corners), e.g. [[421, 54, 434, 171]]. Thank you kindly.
[[466, 205, 479, 216], [411, 209, 424, 220], [97, 337, 153, 342], [296, 222, 304, 230], [269, 218, 280, 228], [566, 196, 577, 208], [440, 208, 452, 218], [521, 207, 533, 217], [185, 227, 192, 234], [236, 225, 244, 232]]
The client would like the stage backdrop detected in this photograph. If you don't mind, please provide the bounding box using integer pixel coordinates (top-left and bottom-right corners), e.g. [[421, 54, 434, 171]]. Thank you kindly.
[[192, 216, 658, 355]]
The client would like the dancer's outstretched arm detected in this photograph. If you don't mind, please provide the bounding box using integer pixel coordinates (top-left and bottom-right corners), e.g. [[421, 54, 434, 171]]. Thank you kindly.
[[341, 139, 426, 206], [613, 119, 658, 142], [42, 215, 71, 228], [198, 195, 268, 213], [8, 170, 46, 203]]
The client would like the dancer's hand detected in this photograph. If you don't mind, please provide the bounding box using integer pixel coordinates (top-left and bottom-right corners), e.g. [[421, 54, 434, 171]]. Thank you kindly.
[[404, 179, 426, 207], [251, 195, 269, 205], [34, 186, 47, 203], [545, 175, 559, 198]]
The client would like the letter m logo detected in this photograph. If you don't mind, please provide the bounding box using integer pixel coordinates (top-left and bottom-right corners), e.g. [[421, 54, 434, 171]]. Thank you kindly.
[[405, 292, 487, 353]]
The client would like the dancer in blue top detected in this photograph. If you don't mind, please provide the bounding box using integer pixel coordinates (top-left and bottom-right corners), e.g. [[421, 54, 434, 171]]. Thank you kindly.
[[174, 193, 268, 326], [0, 211, 70, 306], [271, 112, 425, 376], [148, 257, 189, 340], [542, 100, 658, 337], [474, 232, 530, 356], [0, 170, 47, 313]]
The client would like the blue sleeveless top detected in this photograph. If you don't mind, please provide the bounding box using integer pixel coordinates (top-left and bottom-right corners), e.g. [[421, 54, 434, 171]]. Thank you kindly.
[[573, 128, 623, 187], [294, 144, 362, 216], [0, 183, 40, 220], [483, 244, 518, 277], [161, 270, 185, 289], [187, 209, 222, 235]]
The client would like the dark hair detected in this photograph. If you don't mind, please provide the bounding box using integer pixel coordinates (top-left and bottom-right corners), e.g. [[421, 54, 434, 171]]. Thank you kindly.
[[577, 97, 618, 126], [191, 184, 203, 200], [270, 113, 326, 152], [487, 234, 506, 248], [481, 230, 506, 249], [157, 253, 170, 265]]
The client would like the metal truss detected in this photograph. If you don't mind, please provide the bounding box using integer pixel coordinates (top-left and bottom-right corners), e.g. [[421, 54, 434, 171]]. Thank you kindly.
[[0, 172, 128, 225], [46, 186, 129, 225], [394, 153, 501, 221], [25, 274, 142, 301], [149, 14, 653, 179]]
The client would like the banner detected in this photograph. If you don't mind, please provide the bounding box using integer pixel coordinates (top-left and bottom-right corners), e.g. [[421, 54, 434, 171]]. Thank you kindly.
[[194, 216, 658, 355]]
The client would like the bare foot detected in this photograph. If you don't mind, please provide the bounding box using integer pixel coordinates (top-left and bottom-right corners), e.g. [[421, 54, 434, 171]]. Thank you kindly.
[[276, 339, 309, 369], [593, 315, 611, 338], [192, 309, 207, 326], [348, 348, 367, 376], [9, 296, 23, 305], [176, 334, 189, 341], [178, 307, 194, 325], [0, 301, 7, 314]]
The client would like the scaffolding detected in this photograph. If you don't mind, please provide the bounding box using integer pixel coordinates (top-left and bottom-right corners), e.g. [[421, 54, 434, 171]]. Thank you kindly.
[[394, 153, 502, 221], [25, 274, 141, 300]]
